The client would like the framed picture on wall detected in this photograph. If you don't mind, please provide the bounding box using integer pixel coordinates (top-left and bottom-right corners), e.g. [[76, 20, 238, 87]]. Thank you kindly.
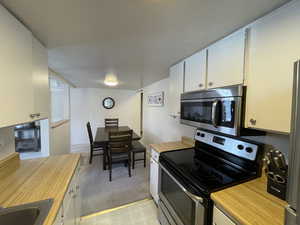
[[147, 92, 164, 107]]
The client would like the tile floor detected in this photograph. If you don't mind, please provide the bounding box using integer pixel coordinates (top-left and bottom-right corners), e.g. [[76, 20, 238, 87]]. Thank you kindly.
[[80, 199, 160, 225], [80, 153, 150, 216]]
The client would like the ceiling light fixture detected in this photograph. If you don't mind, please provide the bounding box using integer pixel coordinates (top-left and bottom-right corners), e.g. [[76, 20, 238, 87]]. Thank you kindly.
[[104, 73, 118, 86]]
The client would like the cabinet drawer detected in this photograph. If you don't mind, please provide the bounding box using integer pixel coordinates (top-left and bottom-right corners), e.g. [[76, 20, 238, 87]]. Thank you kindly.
[[213, 206, 236, 225], [151, 149, 159, 162], [63, 164, 79, 210]]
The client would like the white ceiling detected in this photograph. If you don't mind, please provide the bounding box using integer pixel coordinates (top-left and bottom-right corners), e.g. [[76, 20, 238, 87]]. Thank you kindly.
[[0, 0, 290, 90]]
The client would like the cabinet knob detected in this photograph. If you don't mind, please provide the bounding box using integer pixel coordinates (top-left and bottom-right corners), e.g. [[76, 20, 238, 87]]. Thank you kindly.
[[208, 82, 213, 86], [250, 118, 257, 125], [30, 114, 36, 119], [198, 83, 203, 88]]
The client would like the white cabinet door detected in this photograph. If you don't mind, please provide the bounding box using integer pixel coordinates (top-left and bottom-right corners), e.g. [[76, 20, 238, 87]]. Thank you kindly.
[[64, 199, 76, 225], [169, 61, 184, 116], [150, 157, 159, 204], [213, 206, 236, 225], [184, 50, 207, 92], [74, 166, 81, 225], [245, 1, 300, 133], [53, 206, 63, 225], [0, 4, 33, 128], [207, 29, 246, 89], [32, 37, 50, 120]]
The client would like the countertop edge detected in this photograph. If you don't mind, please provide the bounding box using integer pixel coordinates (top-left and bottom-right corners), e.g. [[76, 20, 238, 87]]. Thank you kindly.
[[211, 175, 288, 225], [1, 154, 81, 225]]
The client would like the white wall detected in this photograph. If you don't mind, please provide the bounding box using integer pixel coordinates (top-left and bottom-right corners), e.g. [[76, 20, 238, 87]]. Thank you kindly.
[[0, 127, 15, 160], [142, 78, 196, 146], [50, 121, 71, 155], [70, 88, 141, 152]]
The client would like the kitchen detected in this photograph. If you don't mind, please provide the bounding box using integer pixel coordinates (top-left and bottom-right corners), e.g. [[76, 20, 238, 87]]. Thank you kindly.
[[0, 0, 299, 225]]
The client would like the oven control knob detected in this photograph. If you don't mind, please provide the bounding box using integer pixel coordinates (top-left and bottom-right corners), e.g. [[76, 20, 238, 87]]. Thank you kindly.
[[246, 147, 253, 153], [196, 132, 201, 136], [200, 133, 205, 137], [237, 145, 244, 150]]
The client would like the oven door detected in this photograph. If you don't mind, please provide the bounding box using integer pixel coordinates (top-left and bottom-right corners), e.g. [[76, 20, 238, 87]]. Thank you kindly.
[[158, 164, 206, 225], [180, 97, 241, 136]]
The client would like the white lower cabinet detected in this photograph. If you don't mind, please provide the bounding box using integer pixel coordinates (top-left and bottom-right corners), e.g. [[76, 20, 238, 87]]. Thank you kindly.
[[150, 149, 159, 204], [213, 206, 236, 225], [53, 163, 81, 225]]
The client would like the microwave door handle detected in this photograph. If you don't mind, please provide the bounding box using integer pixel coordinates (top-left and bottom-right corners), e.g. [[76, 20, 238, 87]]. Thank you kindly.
[[212, 100, 219, 127], [159, 163, 203, 204]]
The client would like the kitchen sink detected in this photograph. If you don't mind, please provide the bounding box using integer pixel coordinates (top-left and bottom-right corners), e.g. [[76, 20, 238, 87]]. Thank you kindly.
[[0, 199, 53, 225]]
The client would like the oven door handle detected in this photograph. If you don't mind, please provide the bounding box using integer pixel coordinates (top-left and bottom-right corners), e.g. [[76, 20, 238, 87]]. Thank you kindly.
[[160, 164, 204, 204], [212, 100, 219, 128]]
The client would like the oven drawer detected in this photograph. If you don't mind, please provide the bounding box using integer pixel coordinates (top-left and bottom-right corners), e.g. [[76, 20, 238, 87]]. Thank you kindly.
[[158, 200, 175, 225]]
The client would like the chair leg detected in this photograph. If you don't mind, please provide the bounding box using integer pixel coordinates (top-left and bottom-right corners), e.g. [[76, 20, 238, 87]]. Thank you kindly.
[[132, 152, 135, 169], [108, 155, 112, 182], [128, 153, 132, 177], [144, 151, 146, 168], [89, 146, 93, 164], [103, 145, 107, 170], [103, 147, 107, 171]]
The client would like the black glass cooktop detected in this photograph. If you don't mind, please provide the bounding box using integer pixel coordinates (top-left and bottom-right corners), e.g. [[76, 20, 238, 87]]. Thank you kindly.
[[160, 148, 254, 194]]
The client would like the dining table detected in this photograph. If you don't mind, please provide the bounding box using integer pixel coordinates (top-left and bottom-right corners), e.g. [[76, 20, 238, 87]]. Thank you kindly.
[[94, 126, 141, 170]]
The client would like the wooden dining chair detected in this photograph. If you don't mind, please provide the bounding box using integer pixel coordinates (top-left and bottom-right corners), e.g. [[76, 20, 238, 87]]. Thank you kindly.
[[107, 130, 133, 181], [131, 141, 146, 169], [87, 122, 104, 164], [105, 118, 119, 128]]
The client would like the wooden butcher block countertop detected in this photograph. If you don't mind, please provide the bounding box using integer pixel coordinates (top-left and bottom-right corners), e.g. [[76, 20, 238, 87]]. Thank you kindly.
[[0, 153, 80, 225], [211, 174, 288, 225], [150, 136, 195, 153]]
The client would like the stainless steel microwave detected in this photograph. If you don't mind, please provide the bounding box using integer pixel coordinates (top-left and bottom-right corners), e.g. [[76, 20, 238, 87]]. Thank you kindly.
[[180, 85, 244, 136]]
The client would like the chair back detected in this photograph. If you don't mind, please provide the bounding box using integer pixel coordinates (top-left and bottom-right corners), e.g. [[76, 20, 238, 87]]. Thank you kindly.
[[86, 122, 94, 145], [108, 130, 132, 154], [105, 118, 119, 128]]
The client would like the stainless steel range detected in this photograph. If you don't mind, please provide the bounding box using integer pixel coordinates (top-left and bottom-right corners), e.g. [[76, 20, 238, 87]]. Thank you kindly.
[[158, 129, 263, 225]]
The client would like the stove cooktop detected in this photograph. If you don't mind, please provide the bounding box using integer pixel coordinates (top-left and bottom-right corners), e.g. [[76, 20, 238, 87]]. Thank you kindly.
[[160, 148, 257, 194]]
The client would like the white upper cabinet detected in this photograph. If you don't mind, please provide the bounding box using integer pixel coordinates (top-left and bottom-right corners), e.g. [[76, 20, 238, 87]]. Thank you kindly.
[[207, 29, 246, 89], [184, 49, 207, 92], [169, 61, 184, 116], [245, 1, 300, 133], [32, 37, 50, 120], [0, 5, 50, 128], [0, 4, 33, 128]]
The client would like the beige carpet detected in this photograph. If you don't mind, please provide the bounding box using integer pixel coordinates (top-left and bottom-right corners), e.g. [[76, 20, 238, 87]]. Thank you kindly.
[[80, 153, 150, 216]]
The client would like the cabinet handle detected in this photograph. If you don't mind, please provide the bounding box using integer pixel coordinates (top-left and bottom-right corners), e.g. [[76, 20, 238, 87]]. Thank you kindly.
[[250, 118, 257, 125], [29, 113, 41, 119], [198, 83, 203, 88], [208, 82, 213, 86]]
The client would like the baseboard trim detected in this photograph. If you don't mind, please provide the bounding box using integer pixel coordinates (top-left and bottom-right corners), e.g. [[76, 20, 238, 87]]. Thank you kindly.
[[71, 144, 89, 153], [81, 198, 152, 220]]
